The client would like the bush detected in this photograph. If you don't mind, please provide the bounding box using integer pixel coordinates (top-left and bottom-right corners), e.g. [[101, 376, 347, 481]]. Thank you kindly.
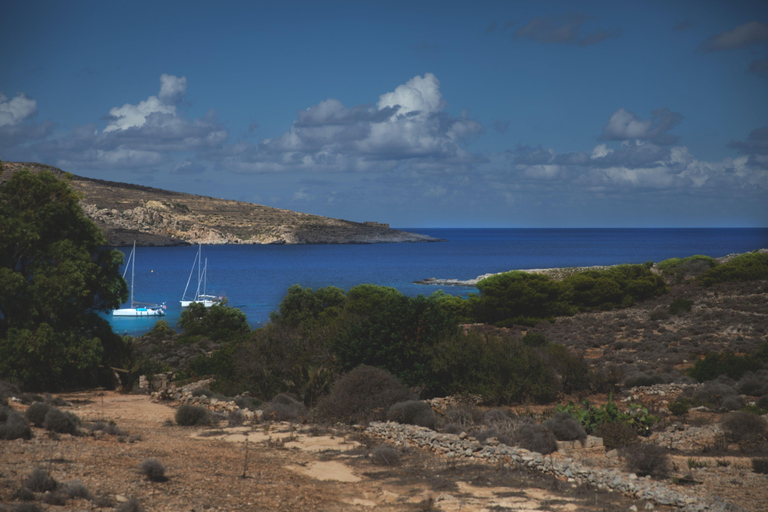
[[720, 394, 744, 411], [693, 381, 738, 406], [313, 366, 412, 425], [544, 412, 586, 443], [737, 377, 767, 396], [25, 402, 51, 427], [700, 252, 768, 286], [521, 332, 547, 347], [720, 411, 767, 447], [752, 458, 768, 474], [262, 393, 306, 422], [63, 480, 91, 500], [175, 405, 212, 426], [22, 468, 58, 493], [668, 399, 691, 416], [758, 395, 768, 410], [667, 298, 694, 316], [139, 458, 167, 482], [43, 407, 79, 435], [116, 497, 145, 512], [513, 424, 558, 455], [688, 349, 765, 382], [0, 405, 32, 440], [371, 446, 401, 466], [624, 372, 664, 388], [621, 443, 670, 479], [386, 401, 436, 430], [227, 410, 244, 427], [595, 421, 638, 451]]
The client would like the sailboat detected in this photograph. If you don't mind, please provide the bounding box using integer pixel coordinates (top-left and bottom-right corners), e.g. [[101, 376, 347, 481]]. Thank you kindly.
[[180, 243, 223, 308], [112, 241, 166, 317]]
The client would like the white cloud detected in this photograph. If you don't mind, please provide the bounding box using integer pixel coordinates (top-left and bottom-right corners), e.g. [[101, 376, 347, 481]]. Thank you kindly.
[[377, 73, 444, 115], [105, 74, 187, 133], [0, 93, 37, 127], [699, 21, 768, 52], [599, 108, 682, 145]]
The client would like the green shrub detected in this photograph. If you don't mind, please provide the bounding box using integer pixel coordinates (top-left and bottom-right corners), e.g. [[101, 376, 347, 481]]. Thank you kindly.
[[0, 405, 31, 440], [544, 412, 586, 443], [43, 407, 79, 435], [386, 401, 436, 430], [25, 402, 51, 427], [139, 458, 167, 482], [667, 298, 694, 316], [313, 366, 412, 425], [621, 443, 670, 479], [688, 350, 765, 382], [513, 424, 558, 455], [700, 252, 768, 286], [658, 255, 717, 282], [175, 405, 212, 426], [668, 399, 691, 416], [521, 332, 547, 347]]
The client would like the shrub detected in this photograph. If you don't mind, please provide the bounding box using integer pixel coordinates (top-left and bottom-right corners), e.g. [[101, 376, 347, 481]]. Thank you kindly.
[[175, 405, 212, 426], [0, 405, 31, 440], [649, 309, 669, 321], [262, 393, 306, 422], [720, 394, 744, 411], [43, 407, 79, 435], [15, 504, 43, 512], [445, 404, 483, 430], [688, 350, 765, 382], [758, 394, 768, 410], [513, 424, 558, 455], [63, 480, 91, 500], [234, 396, 261, 410], [42, 490, 69, 505], [737, 378, 766, 396], [668, 399, 690, 416], [22, 468, 57, 493], [752, 458, 768, 474], [621, 443, 670, 479], [25, 402, 51, 427], [693, 381, 738, 407], [595, 422, 638, 451], [371, 446, 401, 466], [313, 366, 412, 425], [667, 298, 694, 316], [139, 458, 167, 482], [700, 252, 768, 286], [0, 380, 20, 404], [720, 411, 767, 447], [386, 401, 436, 430], [227, 410, 244, 427], [521, 332, 547, 347], [624, 372, 664, 388], [544, 412, 587, 443], [116, 497, 145, 512]]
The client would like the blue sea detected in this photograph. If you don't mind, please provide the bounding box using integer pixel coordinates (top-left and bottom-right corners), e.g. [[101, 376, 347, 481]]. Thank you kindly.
[[107, 228, 768, 336]]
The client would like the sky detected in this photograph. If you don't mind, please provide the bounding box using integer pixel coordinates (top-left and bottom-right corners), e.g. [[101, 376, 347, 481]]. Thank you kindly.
[[1, 0, 767, 228]]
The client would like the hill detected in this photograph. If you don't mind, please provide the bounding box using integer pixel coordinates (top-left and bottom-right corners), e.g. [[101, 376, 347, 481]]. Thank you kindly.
[[0, 162, 442, 246]]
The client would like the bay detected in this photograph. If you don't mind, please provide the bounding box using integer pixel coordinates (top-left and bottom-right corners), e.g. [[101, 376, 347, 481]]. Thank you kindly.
[[107, 227, 768, 336]]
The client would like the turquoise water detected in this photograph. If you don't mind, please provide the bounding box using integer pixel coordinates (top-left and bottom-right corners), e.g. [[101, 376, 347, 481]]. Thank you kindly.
[[107, 228, 768, 335]]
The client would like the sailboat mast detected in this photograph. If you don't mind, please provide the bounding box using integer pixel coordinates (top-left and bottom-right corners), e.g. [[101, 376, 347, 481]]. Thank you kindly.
[[130, 241, 135, 308]]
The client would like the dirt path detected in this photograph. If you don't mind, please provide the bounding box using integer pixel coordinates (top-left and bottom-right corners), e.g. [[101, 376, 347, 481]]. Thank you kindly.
[[1, 391, 666, 511]]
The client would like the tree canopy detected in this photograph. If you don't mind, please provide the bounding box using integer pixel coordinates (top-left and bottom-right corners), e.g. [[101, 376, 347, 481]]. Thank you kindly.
[[0, 166, 129, 389]]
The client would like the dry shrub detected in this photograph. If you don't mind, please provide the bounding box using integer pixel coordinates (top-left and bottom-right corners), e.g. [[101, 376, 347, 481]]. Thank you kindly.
[[0, 405, 31, 440], [371, 446, 401, 466], [513, 424, 558, 455], [175, 405, 212, 426], [444, 404, 483, 431], [63, 480, 91, 500], [544, 412, 586, 443], [720, 411, 768, 447], [752, 458, 768, 474], [25, 402, 51, 427], [227, 410, 244, 427], [22, 468, 57, 493], [43, 407, 79, 435], [386, 401, 436, 430], [313, 366, 412, 425], [595, 422, 638, 451], [140, 458, 167, 482], [621, 443, 670, 479], [116, 496, 145, 512], [262, 394, 306, 422]]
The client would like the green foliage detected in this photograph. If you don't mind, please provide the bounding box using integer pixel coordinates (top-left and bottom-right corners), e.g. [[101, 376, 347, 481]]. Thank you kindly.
[[563, 264, 668, 310], [687, 345, 767, 382], [700, 251, 768, 286], [668, 398, 692, 416], [555, 394, 658, 436], [521, 332, 547, 347], [667, 298, 694, 316], [595, 421, 637, 450], [475, 271, 574, 325], [658, 255, 718, 282], [178, 302, 250, 342], [386, 400, 436, 429], [269, 284, 346, 328], [0, 169, 129, 390]]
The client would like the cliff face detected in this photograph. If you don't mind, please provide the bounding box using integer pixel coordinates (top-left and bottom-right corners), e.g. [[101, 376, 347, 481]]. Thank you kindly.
[[1, 162, 442, 246]]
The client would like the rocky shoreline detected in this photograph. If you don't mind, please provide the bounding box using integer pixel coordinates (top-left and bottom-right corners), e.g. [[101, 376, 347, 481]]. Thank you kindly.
[[414, 265, 613, 287]]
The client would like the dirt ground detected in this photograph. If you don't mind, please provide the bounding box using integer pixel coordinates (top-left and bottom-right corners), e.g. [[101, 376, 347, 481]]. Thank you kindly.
[[1, 390, 668, 512]]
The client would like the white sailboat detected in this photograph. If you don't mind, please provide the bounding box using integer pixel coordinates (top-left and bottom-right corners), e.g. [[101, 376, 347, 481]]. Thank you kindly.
[[180, 243, 223, 308], [112, 241, 166, 317]]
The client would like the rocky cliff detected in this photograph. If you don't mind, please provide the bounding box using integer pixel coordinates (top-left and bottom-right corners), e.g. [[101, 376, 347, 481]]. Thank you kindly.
[[1, 162, 443, 246], [0, 162, 440, 246]]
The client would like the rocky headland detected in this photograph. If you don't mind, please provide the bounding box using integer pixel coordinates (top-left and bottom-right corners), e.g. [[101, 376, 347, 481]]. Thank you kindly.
[[1, 162, 444, 246]]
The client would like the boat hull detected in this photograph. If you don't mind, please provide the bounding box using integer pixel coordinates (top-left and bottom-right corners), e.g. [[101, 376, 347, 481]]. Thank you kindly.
[[112, 307, 166, 317]]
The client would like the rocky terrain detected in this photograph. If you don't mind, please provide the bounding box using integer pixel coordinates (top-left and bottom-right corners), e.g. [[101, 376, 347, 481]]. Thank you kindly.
[[0, 162, 443, 246]]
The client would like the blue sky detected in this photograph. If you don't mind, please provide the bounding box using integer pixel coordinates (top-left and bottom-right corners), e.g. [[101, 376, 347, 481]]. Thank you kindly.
[[1, 0, 767, 227]]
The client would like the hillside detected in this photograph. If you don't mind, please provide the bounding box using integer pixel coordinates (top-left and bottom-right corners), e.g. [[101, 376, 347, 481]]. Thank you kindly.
[[0, 162, 442, 246]]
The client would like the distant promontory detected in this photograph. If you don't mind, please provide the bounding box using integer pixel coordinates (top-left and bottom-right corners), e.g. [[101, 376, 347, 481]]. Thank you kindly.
[[1, 162, 444, 246]]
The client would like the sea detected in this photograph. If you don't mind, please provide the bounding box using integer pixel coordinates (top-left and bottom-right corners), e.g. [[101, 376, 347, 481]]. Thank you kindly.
[[106, 228, 768, 336]]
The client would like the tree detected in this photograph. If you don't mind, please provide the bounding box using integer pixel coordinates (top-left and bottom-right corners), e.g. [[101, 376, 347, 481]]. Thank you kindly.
[[0, 167, 129, 389], [178, 301, 250, 342]]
